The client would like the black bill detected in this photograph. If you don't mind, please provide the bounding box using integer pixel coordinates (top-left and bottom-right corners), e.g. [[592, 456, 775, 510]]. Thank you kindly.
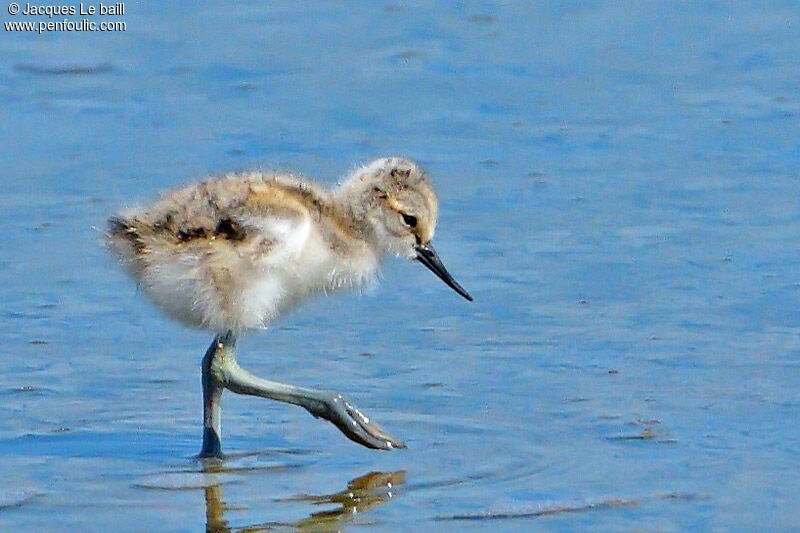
[[415, 243, 473, 301]]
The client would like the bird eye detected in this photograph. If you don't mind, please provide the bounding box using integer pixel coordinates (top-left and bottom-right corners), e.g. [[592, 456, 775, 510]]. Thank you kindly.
[[401, 213, 417, 228]]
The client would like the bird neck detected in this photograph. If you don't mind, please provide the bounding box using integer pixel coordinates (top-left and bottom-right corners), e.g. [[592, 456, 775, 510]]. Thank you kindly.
[[332, 176, 383, 253]]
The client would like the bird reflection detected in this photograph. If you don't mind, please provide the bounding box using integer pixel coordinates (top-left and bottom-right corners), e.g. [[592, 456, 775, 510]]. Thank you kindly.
[[204, 483, 230, 533], [200, 461, 405, 532], [288, 470, 406, 531]]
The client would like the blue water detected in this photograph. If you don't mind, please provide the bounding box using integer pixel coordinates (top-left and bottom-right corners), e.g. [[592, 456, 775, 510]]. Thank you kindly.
[[3, 2, 800, 530]]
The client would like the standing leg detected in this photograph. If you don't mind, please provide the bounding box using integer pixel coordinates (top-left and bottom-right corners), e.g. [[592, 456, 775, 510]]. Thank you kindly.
[[200, 332, 235, 458]]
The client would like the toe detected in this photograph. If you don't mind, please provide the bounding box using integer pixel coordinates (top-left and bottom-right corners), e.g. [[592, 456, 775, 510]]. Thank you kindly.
[[320, 395, 405, 450], [343, 400, 405, 450]]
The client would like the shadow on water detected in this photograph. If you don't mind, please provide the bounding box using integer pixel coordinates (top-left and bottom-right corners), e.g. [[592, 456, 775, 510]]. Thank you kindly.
[[198, 458, 405, 532]]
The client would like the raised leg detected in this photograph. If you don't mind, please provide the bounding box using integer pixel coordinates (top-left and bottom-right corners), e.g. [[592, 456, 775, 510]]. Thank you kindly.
[[199, 331, 404, 457]]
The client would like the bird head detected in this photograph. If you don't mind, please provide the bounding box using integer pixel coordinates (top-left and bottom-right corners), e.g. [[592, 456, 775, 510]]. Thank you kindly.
[[341, 157, 472, 301]]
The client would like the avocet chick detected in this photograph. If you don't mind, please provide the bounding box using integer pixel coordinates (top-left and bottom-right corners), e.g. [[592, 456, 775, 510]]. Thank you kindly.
[[106, 157, 472, 456]]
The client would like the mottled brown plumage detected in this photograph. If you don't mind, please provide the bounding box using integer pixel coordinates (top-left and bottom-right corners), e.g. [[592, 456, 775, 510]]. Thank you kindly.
[[106, 158, 454, 333]]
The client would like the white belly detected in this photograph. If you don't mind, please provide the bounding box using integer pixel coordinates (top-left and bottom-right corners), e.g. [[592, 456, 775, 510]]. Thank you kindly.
[[136, 215, 379, 333], [236, 220, 379, 331]]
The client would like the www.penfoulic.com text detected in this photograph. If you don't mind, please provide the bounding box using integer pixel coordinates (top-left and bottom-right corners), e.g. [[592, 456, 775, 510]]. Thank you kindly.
[[5, 3, 126, 33]]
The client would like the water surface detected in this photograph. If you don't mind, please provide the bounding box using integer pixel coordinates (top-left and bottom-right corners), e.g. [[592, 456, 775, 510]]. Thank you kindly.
[[2, 2, 800, 531]]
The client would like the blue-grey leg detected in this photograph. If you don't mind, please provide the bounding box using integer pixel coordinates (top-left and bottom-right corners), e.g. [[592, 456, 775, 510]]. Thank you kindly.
[[199, 331, 404, 457], [200, 332, 232, 457]]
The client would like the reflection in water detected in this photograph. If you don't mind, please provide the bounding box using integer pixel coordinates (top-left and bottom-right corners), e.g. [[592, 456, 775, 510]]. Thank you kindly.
[[200, 460, 405, 532], [204, 484, 230, 533], [289, 471, 406, 532]]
